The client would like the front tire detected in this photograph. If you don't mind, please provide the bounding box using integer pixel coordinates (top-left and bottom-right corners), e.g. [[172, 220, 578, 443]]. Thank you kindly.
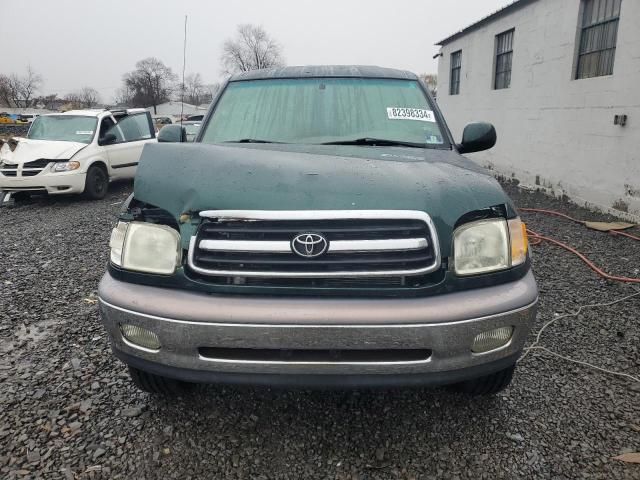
[[84, 165, 108, 200], [449, 364, 515, 396], [10, 191, 31, 202], [128, 366, 194, 395]]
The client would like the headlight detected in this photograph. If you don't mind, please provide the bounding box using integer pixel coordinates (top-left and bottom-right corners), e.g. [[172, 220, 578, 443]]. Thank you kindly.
[[454, 218, 509, 275], [109, 221, 181, 275], [453, 217, 528, 276], [52, 161, 80, 172]]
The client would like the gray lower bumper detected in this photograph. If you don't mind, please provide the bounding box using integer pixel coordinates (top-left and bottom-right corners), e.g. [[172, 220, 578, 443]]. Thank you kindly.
[[98, 271, 538, 382]]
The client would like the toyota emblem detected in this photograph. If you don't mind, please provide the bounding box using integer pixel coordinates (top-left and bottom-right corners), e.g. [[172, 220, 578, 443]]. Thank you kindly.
[[291, 233, 329, 258]]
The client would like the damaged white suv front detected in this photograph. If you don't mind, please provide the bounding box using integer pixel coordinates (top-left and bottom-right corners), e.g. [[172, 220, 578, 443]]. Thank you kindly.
[[0, 108, 155, 201]]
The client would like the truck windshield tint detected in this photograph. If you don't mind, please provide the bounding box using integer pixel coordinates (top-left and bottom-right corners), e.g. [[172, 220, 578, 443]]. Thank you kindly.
[[28, 116, 97, 144], [201, 78, 447, 148]]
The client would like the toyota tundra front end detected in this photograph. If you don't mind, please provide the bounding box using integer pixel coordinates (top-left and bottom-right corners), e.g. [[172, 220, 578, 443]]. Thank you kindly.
[[98, 66, 537, 395]]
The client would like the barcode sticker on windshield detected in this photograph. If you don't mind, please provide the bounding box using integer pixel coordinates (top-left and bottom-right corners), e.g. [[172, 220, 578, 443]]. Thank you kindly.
[[76, 130, 94, 135], [386, 108, 435, 122]]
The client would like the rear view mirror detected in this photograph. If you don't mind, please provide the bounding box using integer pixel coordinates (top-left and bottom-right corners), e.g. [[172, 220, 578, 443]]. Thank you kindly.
[[157, 125, 187, 143], [457, 122, 497, 154], [99, 133, 117, 146]]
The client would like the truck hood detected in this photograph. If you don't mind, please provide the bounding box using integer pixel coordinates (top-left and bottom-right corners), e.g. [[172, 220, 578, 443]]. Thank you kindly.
[[0, 138, 87, 164], [134, 143, 514, 255]]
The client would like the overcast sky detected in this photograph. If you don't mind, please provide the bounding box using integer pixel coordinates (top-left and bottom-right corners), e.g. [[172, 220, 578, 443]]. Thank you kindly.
[[5, 0, 511, 103]]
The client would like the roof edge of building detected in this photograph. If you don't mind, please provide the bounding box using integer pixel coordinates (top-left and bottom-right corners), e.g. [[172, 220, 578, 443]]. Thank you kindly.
[[435, 0, 538, 46]]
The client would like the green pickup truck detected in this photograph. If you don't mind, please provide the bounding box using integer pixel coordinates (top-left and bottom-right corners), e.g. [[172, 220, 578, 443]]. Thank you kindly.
[[99, 66, 537, 395]]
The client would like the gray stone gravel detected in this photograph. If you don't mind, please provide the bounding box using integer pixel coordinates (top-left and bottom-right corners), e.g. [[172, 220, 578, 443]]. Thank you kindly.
[[0, 180, 639, 479]]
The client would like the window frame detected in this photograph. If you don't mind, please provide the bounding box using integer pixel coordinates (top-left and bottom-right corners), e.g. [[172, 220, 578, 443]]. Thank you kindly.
[[574, 0, 622, 80], [101, 112, 155, 145], [449, 50, 462, 95], [493, 29, 515, 90]]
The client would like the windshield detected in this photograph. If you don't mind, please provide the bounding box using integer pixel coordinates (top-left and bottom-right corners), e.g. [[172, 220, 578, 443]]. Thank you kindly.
[[28, 115, 97, 144], [201, 78, 447, 148]]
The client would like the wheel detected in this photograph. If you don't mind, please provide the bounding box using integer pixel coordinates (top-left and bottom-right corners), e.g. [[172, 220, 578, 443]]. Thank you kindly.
[[84, 165, 109, 199], [10, 191, 31, 202], [449, 364, 515, 396], [127, 365, 194, 395]]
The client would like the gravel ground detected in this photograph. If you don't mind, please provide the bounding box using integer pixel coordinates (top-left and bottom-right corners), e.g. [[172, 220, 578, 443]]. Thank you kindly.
[[0, 180, 639, 479]]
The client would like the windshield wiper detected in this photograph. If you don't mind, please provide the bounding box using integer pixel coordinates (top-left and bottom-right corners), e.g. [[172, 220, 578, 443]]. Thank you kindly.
[[224, 138, 287, 144], [320, 138, 427, 148]]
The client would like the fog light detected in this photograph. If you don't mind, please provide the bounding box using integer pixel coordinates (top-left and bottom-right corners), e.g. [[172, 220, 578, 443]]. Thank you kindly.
[[471, 326, 513, 353], [120, 324, 161, 351]]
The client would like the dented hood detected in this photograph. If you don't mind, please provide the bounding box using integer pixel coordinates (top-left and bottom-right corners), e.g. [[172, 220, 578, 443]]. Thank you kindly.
[[134, 143, 514, 255], [0, 138, 88, 164]]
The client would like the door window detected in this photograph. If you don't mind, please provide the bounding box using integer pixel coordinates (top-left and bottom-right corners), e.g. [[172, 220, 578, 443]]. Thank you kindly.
[[104, 113, 153, 143], [99, 117, 123, 143]]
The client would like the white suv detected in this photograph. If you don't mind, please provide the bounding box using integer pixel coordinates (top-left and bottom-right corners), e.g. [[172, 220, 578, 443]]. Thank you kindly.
[[0, 109, 155, 199]]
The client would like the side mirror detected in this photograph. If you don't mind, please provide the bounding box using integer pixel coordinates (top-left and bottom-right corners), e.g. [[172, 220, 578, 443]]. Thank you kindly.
[[157, 125, 187, 143], [99, 133, 117, 146], [457, 122, 497, 154]]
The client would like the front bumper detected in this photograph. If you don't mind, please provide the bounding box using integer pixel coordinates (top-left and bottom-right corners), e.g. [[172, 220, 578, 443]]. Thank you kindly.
[[0, 171, 86, 195], [98, 270, 538, 386]]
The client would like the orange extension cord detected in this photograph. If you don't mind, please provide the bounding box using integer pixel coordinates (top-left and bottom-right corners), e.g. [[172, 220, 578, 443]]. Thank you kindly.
[[519, 208, 640, 284]]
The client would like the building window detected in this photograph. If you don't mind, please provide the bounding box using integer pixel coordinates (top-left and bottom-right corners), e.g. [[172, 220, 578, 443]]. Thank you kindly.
[[575, 0, 622, 79], [450, 50, 462, 95], [494, 29, 514, 90]]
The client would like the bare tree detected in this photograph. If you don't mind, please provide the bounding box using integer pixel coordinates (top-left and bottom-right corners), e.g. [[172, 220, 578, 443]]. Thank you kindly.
[[0, 75, 12, 107], [78, 87, 101, 108], [0, 67, 43, 107], [32, 94, 59, 110], [63, 92, 83, 109], [221, 24, 284, 74], [7, 74, 24, 106], [122, 57, 177, 113], [201, 82, 222, 105], [180, 73, 206, 105], [114, 85, 134, 106], [20, 66, 43, 107], [63, 87, 101, 109], [419, 73, 437, 96]]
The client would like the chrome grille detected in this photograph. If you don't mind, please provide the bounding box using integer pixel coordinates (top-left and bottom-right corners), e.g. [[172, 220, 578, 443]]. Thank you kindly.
[[187, 210, 441, 278], [0, 159, 51, 177], [0, 163, 17, 177]]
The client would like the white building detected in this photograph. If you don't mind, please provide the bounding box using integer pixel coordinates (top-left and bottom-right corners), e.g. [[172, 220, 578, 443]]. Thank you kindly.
[[436, 0, 639, 220]]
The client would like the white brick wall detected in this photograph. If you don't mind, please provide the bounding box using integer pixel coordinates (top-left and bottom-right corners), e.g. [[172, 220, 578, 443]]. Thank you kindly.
[[437, 0, 640, 220]]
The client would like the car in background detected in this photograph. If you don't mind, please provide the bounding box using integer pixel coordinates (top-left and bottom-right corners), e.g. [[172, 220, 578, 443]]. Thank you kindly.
[[153, 116, 172, 126], [0, 113, 13, 124], [186, 114, 204, 121], [18, 113, 40, 124], [181, 120, 201, 142], [0, 108, 155, 199]]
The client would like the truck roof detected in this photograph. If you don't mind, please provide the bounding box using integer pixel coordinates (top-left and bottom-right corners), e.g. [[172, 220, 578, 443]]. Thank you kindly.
[[230, 65, 418, 82]]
